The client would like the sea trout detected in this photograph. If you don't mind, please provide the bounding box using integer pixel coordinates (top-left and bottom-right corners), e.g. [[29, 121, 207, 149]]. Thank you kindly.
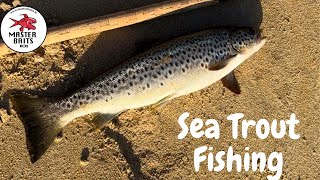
[[11, 28, 266, 163]]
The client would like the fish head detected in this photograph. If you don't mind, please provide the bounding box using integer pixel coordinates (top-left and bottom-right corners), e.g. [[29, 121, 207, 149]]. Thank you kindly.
[[29, 18, 37, 23], [230, 28, 264, 52]]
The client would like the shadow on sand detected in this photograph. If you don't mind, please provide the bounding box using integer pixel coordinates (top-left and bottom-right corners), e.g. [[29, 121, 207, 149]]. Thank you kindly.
[[103, 127, 149, 179]]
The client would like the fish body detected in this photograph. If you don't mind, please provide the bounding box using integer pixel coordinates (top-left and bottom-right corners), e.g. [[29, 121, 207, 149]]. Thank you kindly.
[[10, 14, 37, 32], [11, 28, 266, 162]]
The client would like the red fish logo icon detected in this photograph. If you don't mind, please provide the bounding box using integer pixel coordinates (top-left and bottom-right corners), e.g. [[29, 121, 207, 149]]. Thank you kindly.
[[10, 14, 37, 32]]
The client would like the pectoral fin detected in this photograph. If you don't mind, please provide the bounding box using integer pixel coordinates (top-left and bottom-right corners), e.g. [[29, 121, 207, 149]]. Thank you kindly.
[[221, 71, 241, 94], [91, 112, 121, 130], [208, 54, 237, 71], [208, 61, 227, 70]]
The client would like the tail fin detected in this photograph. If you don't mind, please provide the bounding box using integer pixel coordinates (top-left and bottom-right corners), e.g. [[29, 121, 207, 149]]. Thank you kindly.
[[10, 94, 63, 163], [10, 18, 19, 28]]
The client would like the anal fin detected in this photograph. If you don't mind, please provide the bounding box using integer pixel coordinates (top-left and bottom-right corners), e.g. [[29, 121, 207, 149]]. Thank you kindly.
[[151, 94, 175, 109], [91, 112, 121, 130], [221, 71, 241, 94]]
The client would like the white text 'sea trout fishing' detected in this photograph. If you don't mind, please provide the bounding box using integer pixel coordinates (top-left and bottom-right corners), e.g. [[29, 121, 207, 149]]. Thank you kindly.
[[11, 28, 266, 163]]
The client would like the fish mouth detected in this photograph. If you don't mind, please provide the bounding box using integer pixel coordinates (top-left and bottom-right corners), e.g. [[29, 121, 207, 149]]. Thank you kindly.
[[255, 29, 267, 44], [256, 31, 261, 43]]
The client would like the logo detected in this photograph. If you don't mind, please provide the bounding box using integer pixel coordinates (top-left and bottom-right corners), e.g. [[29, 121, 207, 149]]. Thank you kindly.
[[1, 6, 47, 53]]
